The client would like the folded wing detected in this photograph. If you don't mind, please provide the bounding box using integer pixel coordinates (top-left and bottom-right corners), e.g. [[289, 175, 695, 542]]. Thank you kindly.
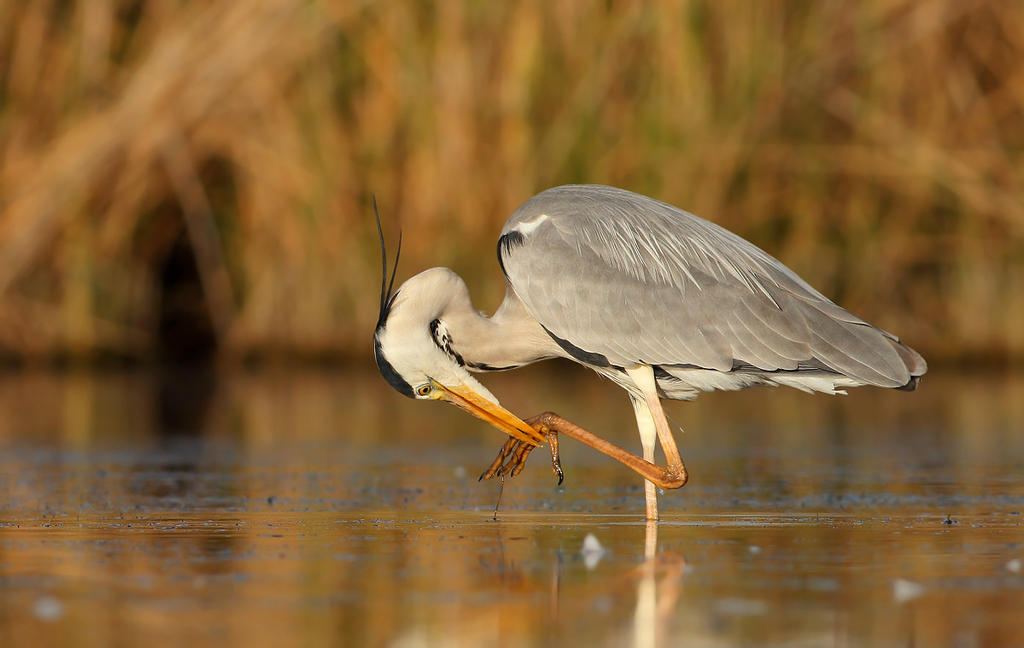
[[498, 185, 926, 389]]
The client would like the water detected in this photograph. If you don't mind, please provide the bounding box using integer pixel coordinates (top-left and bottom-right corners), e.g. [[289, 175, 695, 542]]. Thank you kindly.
[[1, 365, 1022, 647]]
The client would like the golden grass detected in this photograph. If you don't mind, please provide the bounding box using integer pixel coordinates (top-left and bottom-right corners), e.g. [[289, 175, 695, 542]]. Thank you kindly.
[[1, 0, 1022, 363]]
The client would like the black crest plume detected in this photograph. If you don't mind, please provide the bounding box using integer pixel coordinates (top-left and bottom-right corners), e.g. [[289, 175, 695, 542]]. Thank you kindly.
[[375, 195, 402, 329]]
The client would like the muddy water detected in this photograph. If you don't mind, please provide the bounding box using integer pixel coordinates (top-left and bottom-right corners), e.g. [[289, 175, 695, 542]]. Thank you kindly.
[[1, 365, 1022, 647]]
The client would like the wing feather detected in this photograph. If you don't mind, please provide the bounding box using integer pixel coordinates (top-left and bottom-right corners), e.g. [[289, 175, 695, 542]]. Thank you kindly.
[[500, 185, 924, 387]]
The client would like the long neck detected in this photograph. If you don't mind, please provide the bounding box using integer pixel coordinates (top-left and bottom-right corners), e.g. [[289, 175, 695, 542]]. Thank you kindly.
[[442, 284, 562, 371]]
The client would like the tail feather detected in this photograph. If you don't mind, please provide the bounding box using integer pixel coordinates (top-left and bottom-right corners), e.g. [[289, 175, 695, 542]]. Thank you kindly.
[[891, 338, 927, 391]]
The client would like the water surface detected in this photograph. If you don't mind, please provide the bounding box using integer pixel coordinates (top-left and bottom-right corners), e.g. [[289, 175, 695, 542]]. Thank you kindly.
[[1, 366, 1022, 646]]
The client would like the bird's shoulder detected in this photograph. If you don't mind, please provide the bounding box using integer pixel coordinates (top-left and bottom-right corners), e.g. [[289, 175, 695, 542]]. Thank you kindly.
[[498, 184, 818, 300]]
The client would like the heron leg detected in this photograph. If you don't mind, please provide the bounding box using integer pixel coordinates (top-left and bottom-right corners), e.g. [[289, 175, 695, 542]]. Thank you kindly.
[[524, 412, 687, 490], [478, 375, 688, 504], [631, 396, 661, 520], [624, 365, 688, 485]]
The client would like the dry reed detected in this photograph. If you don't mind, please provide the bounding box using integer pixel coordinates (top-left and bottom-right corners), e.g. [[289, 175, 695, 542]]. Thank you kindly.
[[1, 0, 1022, 364]]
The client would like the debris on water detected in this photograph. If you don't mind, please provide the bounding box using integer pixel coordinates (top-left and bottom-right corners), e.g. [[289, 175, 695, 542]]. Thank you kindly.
[[581, 533, 607, 570], [893, 579, 925, 603], [267, 495, 276, 505], [1006, 558, 1022, 573], [943, 515, 957, 525], [33, 596, 64, 622]]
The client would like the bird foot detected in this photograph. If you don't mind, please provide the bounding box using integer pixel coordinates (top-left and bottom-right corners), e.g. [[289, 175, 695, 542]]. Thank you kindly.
[[479, 423, 563, 485]]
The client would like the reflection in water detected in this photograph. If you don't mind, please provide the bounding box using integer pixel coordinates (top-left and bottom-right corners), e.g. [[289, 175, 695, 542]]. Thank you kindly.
[[633, 522, 658, 648], [0, 367, 1023, 646], [633, 522, 687, 648]]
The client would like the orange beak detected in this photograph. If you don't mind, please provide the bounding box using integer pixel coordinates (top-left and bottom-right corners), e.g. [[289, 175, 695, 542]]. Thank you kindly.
[[435, 382, 545, 446]]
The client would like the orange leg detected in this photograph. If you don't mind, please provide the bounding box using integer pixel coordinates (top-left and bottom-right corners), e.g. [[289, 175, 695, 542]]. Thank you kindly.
[[527, 412, 687, 490], [480, 412, 688, 491]]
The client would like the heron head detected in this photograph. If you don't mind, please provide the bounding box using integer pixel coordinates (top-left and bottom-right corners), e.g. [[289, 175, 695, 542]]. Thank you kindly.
[[373, 269, 480, 398], [372, 209, 543, 446]]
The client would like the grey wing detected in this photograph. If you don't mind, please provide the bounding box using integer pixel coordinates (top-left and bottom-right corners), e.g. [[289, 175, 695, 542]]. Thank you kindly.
[[498, 185, 926, 388]]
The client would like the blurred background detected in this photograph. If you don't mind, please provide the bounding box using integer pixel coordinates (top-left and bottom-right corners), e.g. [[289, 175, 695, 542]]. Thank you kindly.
[[4, 4, 1024, 646], [2, 0, 1022, 368]]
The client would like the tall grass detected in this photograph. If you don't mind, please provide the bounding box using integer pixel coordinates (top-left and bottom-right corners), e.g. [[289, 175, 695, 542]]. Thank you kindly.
[[1, 1, 1022, 364]]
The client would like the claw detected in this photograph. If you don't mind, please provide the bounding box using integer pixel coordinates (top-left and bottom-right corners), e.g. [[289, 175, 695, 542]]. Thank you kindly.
[[479, 421, 564, 485], [479, 437, 518, 481], [547, 427, 563, 485]]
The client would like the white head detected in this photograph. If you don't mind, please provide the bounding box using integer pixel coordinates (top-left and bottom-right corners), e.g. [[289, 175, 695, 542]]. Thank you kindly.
[[373, 268, 492, 399], [373, 256, 544, 446]]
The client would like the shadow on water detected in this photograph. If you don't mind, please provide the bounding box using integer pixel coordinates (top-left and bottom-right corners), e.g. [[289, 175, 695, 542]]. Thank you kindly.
[[0, 366, 1023, 647]]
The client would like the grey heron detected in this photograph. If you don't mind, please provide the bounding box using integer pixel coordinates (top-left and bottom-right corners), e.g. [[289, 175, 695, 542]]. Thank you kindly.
[[373, 184, 926, 520]]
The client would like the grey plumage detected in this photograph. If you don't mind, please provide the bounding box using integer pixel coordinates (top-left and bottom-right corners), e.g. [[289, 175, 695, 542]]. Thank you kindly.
[[498, 185, 926, 399], [373, 183, 927, 519]]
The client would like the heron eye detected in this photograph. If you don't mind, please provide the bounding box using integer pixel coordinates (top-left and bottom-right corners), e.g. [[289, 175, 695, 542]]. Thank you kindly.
[[416, 384, 431, 397]]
